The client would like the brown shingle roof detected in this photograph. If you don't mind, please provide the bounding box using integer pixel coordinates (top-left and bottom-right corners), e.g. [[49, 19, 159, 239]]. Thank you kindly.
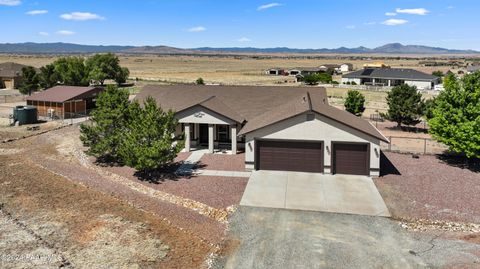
[[26, 86, 103, 103], [136, 85, 388, 142], [0, 62, 28, 77]]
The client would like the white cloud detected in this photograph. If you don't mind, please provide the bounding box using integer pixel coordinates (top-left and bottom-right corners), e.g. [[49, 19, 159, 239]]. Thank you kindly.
[[187, 26, 206, 32], [0, 0, 21, 6], [345, 25, 356, 29], [396, 8, 429, 15], [56, 30, 75, 36], [364, 22, 376, 25], [38, 31, 49, 36], [26, 10, 48, 15], [385, 12, 397, 16], [257, 3, 282, 11], [382, 19, 408, 26], [60, 12, 105, 21], [237, 37, 251, 42]]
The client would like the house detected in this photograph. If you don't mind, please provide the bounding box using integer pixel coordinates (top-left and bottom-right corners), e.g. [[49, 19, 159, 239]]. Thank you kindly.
[[338, 63, 354, 73], [26, 86, 103, 119], [136, 85, 389, 176], [467, 65, 480, 74], [342, 68, 440, 90], [287, 67, 323, 76], [265, 68, 287, 76], [0, 62, 28, 89]]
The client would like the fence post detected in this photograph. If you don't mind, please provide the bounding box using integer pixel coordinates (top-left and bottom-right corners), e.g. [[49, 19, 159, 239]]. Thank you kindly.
[[424, 138, 427, 154], [389, 136, 392, 151]]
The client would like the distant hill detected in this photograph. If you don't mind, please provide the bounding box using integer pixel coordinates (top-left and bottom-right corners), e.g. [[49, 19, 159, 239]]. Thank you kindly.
[[0, 42, 477, 55]]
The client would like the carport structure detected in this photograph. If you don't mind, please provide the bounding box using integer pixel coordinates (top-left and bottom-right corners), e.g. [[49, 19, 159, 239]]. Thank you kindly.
[[26, 86, 103, 119]]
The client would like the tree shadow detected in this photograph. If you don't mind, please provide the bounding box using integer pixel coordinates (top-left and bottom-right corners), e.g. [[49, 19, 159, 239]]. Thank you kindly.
[[134, 162, 208, 184], [94, 155, 124, 167], [437, 154, 480, 173], [385, 125, 428, 134], [380, 151, 401, 176]]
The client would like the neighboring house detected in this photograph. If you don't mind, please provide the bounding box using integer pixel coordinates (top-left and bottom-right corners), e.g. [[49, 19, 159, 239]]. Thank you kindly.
[[265, 68, 287, 76], [287, 67, 323, 76], [467, 65, 480, 74], [26, 86, 103, 119], [136, 85, 389, 176], [0, 62, 28, 89], [338, 63, 354, 73], [342, 68, 440, 90]]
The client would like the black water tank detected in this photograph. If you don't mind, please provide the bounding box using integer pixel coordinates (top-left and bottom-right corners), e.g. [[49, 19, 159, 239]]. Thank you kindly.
[[13, 106, 37, 125]]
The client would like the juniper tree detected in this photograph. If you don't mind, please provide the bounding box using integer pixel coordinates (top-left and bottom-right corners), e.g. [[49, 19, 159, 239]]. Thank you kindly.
[[344, 90, 366, 116]]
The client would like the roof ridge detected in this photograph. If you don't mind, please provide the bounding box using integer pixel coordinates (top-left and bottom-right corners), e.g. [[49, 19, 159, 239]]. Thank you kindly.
[[199, 95, 216, 104]]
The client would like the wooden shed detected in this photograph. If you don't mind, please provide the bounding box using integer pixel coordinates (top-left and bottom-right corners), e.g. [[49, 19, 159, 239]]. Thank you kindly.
[[26, 86, 103, 119]]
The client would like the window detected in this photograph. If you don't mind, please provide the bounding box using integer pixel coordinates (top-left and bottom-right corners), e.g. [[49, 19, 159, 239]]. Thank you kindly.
[[217, 125, 229, 142]]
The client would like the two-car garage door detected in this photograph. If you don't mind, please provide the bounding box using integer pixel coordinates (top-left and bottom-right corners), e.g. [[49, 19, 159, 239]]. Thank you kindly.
[[256, 140, 369, 175], [256, 140, 323, 173]]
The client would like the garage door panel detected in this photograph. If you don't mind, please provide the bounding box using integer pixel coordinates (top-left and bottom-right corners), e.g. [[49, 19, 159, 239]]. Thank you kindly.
[[333, 143, 369, 175], [257, 140, 323, 173]]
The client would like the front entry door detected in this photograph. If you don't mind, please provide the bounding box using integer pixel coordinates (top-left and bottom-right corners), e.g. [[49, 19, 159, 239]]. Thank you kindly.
[[199, 124, 209, 145]]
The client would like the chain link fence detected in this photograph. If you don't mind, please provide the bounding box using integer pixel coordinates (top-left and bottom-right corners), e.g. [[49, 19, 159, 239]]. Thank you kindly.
[[381, 136, 449, 155]]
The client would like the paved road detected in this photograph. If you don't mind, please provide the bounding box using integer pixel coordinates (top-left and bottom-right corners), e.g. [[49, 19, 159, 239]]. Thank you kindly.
[[214, 207, 480, 269]]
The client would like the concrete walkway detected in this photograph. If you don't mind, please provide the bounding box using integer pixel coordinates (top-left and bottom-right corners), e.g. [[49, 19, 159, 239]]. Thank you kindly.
[[240, 170, 390, 217], [175, 149, 208, 175]]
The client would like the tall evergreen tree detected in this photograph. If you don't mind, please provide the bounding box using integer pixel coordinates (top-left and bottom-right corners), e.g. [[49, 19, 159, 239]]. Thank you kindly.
[[80, 85, 131, 160], [119, 97, 182, 172], [344, 90, 366, 116], [38, 64, 58, 89], [382, 84, 425, 127], [18, 66, 39, 96]]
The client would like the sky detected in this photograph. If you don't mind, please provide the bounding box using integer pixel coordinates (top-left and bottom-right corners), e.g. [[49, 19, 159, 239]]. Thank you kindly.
[[0, 0, 479, 50]]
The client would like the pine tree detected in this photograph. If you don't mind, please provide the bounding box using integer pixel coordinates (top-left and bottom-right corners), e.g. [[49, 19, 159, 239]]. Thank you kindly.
[[344, 90, 366, 116], [79, 85, 131, 161], [119, 97, 183, 172], [18, 66, 39, 96], [382, 84, 425, 128]]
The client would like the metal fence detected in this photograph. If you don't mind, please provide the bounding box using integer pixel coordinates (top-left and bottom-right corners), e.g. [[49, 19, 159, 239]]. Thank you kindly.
[[381, 136, 449, 155]]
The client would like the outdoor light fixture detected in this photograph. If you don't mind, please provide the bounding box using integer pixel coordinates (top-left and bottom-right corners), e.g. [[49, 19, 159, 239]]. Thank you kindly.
[[248, 142, 253, 151], [374, 147, 379, 157], [326, 145, 330, 154]]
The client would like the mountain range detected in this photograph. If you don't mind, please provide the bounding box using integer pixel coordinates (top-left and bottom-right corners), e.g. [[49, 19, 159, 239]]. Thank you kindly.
[[0, 42, 477, 55]]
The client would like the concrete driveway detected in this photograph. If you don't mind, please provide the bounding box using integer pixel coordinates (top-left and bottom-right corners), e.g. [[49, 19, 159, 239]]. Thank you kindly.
[[240, 170, 389, 217], [213, 207, 480, 269]]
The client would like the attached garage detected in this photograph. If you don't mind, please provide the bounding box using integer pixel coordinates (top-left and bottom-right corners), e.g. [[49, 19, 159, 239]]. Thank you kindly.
[[332, 143, 369, 176], [256, 140, 323, 173]]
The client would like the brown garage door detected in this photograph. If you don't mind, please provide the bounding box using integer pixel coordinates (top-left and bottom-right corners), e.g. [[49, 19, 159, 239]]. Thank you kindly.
[[256, 140, 323, 173], [333, 143, 369, 175]]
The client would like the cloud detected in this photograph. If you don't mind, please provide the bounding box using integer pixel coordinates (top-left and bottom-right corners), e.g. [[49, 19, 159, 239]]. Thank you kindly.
[[382, 19, 408, 26], [0, 0, 21, 6], [187, 26, 206, 32], [364, 22, 376, 25], [345, 25, 356, 29], [396, 8, 429, 15], [38, 32, 49, 36], [26, 10, 48, 15], [56, 30, 75, 36], [237, 37, 251, 42], [257, 3, 282, 11], [385, 12, 397, 16], [60, 12, 105, 21]]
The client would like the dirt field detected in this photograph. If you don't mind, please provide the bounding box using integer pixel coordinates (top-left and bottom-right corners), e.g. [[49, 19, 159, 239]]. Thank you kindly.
[[0, 54, 464, 85]]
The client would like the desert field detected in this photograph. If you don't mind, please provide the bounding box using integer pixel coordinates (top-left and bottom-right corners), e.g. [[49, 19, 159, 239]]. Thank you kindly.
[[0, 54, 468, 86]]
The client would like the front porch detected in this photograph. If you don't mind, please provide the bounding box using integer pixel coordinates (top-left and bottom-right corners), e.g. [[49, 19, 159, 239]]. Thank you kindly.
[[179, 123, 244, 155]]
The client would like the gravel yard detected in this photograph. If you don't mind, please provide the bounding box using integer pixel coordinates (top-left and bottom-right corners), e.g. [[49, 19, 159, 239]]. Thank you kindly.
[[375, 152, 480, 224], [198, 153, 246, 171]]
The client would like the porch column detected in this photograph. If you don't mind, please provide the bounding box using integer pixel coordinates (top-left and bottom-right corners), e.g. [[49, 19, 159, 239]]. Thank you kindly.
[[208, 124, 214, 153], [184, 123, 191, 152], [388, 80, 392, 87], [231, 124, 237, 155]]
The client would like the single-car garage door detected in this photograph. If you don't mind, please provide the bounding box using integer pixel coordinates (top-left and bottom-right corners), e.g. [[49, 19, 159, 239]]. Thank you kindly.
[[256, 140, 323, 173], [333, 143, 369, 175]]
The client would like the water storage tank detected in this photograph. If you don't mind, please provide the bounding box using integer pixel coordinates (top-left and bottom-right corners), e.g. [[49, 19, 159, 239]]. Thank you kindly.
[[13, 106, 38, 125]]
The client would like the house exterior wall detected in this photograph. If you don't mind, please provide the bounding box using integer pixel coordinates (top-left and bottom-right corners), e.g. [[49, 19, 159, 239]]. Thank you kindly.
[[404, 80, 434, 90], [340, 64, 352, 72], [176, 106, 236, 125], [341, 78, 361, 84], [244, 112, 381, 176]]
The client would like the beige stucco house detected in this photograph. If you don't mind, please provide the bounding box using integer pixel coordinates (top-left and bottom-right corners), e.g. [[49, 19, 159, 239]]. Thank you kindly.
[[136, 85, 389, 176], [0, 62, 27, 89]]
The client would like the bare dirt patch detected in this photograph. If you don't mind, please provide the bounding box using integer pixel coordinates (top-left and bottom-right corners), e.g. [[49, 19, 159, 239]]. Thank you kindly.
[[375, 152, 480, 224], [0, 153, 213, 269]]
